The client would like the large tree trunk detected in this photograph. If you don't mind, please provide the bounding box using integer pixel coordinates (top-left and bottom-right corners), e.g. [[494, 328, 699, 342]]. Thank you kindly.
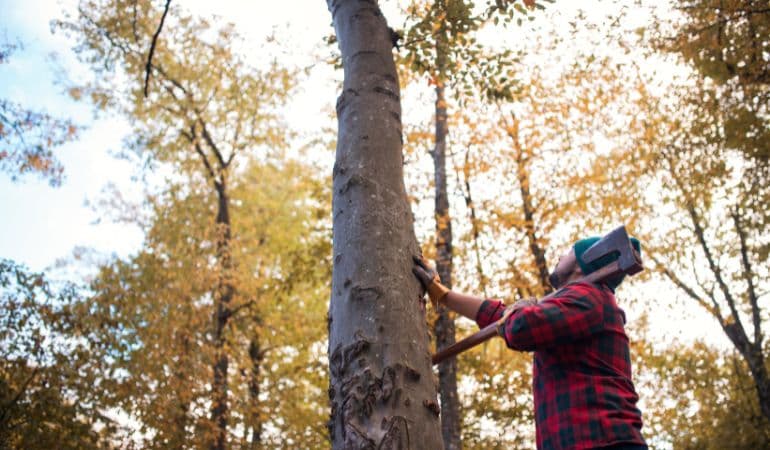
[[326, 1, 444, 448], [211, 180, 234, 450], [433, 64, 462, 450]]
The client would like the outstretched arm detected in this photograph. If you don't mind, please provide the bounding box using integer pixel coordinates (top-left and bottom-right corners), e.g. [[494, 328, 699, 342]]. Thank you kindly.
[[442, 291, 487, 321]]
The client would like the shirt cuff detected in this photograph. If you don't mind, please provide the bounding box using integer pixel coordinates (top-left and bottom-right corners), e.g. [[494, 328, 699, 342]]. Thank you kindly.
[[475, 299, 505, 328]]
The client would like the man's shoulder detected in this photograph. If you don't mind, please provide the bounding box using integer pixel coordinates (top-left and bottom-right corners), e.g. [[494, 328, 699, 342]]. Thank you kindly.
[[548, 281, 614, 305]]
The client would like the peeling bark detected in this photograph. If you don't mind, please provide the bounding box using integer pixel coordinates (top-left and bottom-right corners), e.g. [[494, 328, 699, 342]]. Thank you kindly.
[[326, 1, 443, 448]]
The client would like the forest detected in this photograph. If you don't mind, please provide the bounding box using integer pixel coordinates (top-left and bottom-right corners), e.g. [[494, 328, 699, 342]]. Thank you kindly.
[[1, 0, 768, 449]]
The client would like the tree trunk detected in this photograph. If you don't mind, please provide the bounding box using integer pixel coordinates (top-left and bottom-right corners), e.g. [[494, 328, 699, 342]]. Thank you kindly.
[[326, 1, 443, 448], [433, 63, 462, 450], [211, 179, 234, 450], [509, 117, 550, 295], [173, 332, 191, 448], [247, 337, 263, 449], [748, 352, 770, 423], [724, 322, 770, 423]]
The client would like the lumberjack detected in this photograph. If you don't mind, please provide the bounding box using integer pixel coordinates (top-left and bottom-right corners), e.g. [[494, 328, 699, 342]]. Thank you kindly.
[[413, 226, 648, 450]]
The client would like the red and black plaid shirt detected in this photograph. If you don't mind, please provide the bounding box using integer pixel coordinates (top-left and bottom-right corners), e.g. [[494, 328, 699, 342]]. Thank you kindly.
[[475, 281, 646, 450]]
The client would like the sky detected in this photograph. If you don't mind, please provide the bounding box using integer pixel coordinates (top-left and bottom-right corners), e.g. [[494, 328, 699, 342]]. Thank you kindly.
[[0, 0, 730, 352]]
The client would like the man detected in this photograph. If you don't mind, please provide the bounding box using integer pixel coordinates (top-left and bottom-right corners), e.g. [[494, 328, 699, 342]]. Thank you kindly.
[[413, 237, 647, 450]]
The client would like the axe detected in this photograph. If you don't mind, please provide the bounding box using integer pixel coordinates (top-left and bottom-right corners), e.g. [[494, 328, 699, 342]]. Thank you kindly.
[[431, 225, 643, 365]]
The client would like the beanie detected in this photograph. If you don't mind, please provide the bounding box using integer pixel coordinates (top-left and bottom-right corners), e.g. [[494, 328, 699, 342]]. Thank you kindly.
[[573, 236, 641, 292]]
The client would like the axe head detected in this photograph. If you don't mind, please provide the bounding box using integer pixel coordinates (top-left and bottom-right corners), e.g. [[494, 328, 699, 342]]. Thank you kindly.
[[580, 225, 643, 276]]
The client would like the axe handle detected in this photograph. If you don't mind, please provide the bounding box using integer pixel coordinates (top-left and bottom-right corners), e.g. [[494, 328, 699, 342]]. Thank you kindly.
[[431, 260, 633, 366]]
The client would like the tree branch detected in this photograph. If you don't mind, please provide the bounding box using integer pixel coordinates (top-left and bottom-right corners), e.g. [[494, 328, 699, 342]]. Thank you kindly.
[[685, 202, 746, 336], [197, 117, 227, 169], [732, 208, 761, 349], [180, 125, 217, 183], [144, 0, 172, 98], [451, 145, 489, 298], [0, 366, 39, 422], [651, 253, 724, 326]]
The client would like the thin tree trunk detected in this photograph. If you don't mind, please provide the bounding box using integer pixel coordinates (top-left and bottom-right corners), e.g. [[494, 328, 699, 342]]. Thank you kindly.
[[506, 114, 551, 295], [459, 149, 489, 299], [433, 42, 462, 450], [326, 1, 443, 448], [173, 332, 191, 449], [211, 179, 234, 450], [248, 338, 263, 449]]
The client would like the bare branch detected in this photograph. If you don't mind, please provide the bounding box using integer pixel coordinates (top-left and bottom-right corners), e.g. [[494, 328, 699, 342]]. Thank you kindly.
[[180, 124, 217, 183], [197, 117, 227, 169], [144, 0, 172, 98], [451, 145, 489, 298], [685, 203, 747, 337], [650, 253, 724, 326], [732, 208, 762, 349]]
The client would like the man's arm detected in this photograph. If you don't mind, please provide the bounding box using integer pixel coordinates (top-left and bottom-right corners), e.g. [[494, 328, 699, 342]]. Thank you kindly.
[[442, 291, 487, 321], [497, 282, 606, 352], [412, 255, 527, 326]]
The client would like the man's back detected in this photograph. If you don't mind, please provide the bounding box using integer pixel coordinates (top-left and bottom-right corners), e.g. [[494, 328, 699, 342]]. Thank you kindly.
[[476, 282, 646, 450]]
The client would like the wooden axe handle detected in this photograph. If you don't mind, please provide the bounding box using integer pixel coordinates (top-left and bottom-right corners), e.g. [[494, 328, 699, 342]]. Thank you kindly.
[[431, 259, 638, 365]]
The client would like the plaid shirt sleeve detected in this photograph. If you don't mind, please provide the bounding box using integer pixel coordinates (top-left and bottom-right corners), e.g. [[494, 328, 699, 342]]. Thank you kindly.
[[497, 282, 606, 352], [474, 299, 507, 329]]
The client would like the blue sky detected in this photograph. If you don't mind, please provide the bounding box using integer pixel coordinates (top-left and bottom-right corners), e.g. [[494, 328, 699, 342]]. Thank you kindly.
[[0, 0, 335, 272], [1, 0, 143, 272]]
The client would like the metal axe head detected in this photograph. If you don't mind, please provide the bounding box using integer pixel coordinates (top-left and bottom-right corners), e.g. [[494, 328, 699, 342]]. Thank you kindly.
[[580, 225, 643, 276]]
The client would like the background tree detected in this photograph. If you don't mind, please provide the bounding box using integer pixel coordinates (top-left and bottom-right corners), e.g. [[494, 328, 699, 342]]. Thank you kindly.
[[400, 9, 656, 445], [80, 161, 330, 448], [0, 259, 120, 449], [398, 2, 544, 446], [625, 74, 770, 424], [652, 0, 769, 165], [630, 322, 770, 449], [0, 39, 78, 186], [56, 1, 331, 447]]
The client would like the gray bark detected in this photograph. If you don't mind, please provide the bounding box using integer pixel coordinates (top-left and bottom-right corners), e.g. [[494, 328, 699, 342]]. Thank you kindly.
[[326, 1, 444, 448]]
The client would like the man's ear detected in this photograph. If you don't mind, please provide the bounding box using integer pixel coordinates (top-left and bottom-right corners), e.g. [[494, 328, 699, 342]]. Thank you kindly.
[[564, 248, 578, 273]]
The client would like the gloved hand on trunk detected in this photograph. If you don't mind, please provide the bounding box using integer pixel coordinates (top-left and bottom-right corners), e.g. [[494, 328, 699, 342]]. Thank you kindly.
[[412, 255, 450, 308]]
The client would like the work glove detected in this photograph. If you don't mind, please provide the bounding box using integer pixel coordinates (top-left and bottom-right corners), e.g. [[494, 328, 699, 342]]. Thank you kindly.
[[496, 297, 537, 337], [412, 255, 450, 308]]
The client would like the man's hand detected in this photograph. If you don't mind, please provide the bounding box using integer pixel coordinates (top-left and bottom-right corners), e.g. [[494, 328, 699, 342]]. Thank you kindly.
[[412, 255, 450, 308], [496, 297, 537, 336]]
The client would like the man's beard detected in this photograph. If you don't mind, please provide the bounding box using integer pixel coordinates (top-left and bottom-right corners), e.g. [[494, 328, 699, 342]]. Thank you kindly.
[[548, 269, 566, 290]]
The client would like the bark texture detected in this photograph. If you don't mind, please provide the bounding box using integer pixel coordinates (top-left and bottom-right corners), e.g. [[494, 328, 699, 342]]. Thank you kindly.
[[326, 1, 443, 448], [433, 75, 462, 450], [211, 179, 234, 450]]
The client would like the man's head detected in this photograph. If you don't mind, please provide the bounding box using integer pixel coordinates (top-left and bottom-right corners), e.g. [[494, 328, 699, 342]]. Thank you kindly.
[[549, 236, 642, 291], [548, 247, 582, 290]]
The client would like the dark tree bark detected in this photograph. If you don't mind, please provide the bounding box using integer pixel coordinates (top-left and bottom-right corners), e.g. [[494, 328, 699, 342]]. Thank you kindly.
[[326, 1, 443, 448], [173, 331, 191, 447], [247, 337, 263, 449], [432, 43, 462, 450], [211, 178, 234, 450]]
